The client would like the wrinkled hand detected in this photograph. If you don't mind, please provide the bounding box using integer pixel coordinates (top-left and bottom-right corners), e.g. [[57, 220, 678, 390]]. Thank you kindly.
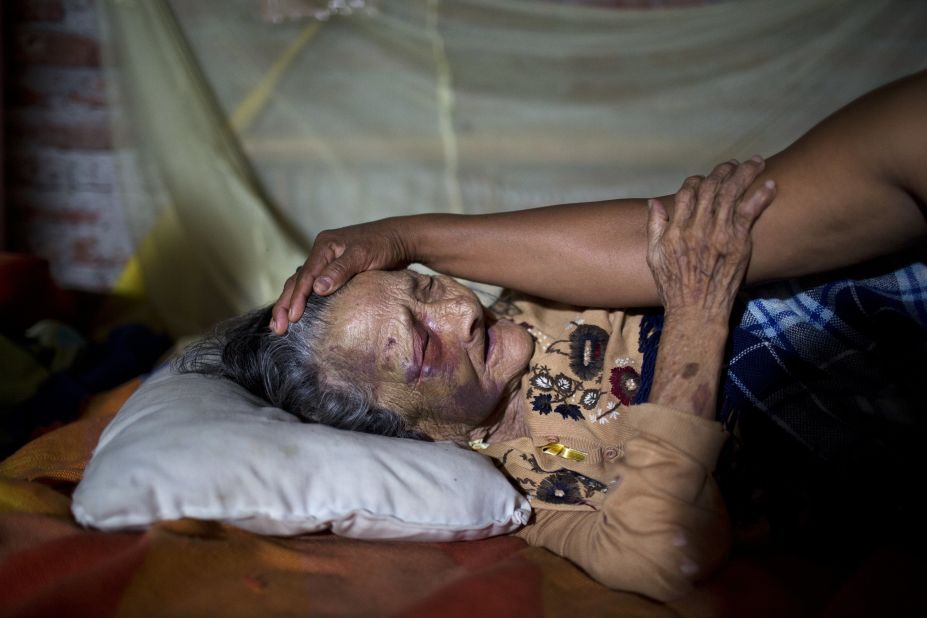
[[646, 157, 776, 320], [271, 218, 412, 334]]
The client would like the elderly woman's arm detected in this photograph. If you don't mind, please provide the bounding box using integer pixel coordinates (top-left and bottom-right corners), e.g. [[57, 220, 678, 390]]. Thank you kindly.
[[516, 405, 731, 602], [517, 162, 771, 602], [272, 70, 926, 334], [645, 162, 774, 419]]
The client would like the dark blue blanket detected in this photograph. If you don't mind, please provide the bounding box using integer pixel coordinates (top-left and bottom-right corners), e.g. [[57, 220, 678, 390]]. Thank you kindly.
[[638, 257, 927, 549]]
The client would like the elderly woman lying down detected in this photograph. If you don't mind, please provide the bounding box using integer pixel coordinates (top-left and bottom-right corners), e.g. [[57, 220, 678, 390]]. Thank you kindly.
[[181, 164, 769, 601], [181, 72, 927, 601]]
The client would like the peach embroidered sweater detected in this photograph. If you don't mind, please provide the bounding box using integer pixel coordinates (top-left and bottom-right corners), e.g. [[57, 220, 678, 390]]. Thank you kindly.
[[474, 296, 731, 602]]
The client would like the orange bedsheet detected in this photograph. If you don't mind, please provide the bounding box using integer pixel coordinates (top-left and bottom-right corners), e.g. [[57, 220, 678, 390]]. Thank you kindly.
[[0, 380, 920, 617]]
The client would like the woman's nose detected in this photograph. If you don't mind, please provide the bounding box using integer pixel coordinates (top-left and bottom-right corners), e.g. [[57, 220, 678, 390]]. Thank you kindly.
[[432, 295, 483, 343]]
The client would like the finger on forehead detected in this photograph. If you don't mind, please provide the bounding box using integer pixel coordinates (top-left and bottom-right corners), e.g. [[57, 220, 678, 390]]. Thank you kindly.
[[288, 270, 317, 322], [313, 244, 338, 275], [287, 245, 335, 324], [272, 274, 299, 334]]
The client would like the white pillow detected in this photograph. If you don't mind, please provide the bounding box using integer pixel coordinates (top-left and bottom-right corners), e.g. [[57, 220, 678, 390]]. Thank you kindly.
[[72, 368, 531, 541]]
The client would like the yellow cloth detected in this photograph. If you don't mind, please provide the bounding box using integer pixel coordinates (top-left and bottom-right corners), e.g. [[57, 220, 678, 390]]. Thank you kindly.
[[0, 379, 138, 515]]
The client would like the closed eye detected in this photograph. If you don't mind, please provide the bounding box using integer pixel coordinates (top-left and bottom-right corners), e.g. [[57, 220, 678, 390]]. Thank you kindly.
[[405, 272, 429, 297], [411, 319, 430, 381], [421, 273, 435, 291]]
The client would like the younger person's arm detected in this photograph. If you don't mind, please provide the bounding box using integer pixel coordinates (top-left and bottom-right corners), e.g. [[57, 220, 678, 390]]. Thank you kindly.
[[272, 71, 926, 333]]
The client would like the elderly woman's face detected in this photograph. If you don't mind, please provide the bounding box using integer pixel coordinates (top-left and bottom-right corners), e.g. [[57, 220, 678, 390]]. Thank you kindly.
[[323, 270, 533, 431]]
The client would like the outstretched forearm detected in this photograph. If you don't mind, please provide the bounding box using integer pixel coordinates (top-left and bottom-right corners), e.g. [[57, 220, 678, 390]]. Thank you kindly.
[[273, 72, 926, 332], [402, 198, 654, 307], [393, 71, 927, 307], [401, 64, 927, 308]]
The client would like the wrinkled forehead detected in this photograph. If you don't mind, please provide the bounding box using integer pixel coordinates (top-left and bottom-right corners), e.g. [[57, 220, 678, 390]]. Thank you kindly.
[[327, 269, 417, 315], [321, 269, 417, 357], [320, 270, 422, 406]]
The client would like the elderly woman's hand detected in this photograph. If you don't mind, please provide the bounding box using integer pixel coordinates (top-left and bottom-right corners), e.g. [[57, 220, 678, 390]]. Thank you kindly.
[[645, 157, 776, 419], [646, 157, 776, 321], [271, 218, 413, 334]]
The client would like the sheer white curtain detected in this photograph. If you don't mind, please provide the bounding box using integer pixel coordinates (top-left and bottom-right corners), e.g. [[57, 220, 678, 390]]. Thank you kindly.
[[101, 0, 927, 336]]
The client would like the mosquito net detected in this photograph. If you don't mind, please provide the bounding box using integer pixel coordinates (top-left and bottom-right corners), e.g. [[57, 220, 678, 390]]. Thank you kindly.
[[100, 0, 927, 335]]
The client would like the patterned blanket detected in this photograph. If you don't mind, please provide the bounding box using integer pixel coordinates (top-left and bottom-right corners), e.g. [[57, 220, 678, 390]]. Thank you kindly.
[[640, 256, 927, 550]]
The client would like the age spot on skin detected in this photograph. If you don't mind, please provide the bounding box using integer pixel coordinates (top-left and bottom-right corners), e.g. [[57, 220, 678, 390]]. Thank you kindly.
[[682, 362, 699, 379]]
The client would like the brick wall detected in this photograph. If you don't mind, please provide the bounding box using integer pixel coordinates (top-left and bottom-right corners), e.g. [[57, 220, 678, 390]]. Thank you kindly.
[[5, 0, 132, 292]]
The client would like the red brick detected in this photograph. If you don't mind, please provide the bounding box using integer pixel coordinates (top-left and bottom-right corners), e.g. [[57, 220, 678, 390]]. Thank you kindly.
[[14, 0, 65, 22], [71, 237, 125, 268], [66, 154, 115, 192], [9, 188, 132, 291], [11, 84, 50, 107], [15, 68, 107, 110], [8, 150, 114, 192], [10, 152, 66, 190], [15, 29, 100, 67], [11, 118, 112, 150], [68, 75, 107, 107], [20, 204, 101, 225]]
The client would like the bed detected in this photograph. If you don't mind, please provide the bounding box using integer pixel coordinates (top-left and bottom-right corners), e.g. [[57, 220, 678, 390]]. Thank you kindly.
[[2, 374, 923, 618]]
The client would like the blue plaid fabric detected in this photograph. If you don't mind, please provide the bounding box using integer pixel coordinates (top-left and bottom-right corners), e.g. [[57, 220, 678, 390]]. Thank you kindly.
[[720, 261, 927, 460], [638, 258, 927, 543]]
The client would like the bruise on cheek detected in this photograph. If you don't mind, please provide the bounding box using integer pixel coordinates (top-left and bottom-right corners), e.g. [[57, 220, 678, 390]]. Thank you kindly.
[[421, 335, 450, 378], [682, 362, 699, 379], [381, 338, 402, 376], [450, 378, 499, 425], [411, 332, 458, 383]]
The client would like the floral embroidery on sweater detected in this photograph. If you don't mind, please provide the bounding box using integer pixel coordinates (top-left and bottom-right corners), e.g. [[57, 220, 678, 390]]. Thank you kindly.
[[610, 366, 641, 406], [502, 450, 608, 506], [553, 403, 583, 421], [568, 324, 609, 379], [489, 300, 651, 510], [536, 471, 585, 504], [527, 365, 589, 421], [525, 316, 645, 431]]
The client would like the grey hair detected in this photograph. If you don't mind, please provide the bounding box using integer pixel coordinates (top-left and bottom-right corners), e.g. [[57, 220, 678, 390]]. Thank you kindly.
[[174, 292, 429, 440]]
